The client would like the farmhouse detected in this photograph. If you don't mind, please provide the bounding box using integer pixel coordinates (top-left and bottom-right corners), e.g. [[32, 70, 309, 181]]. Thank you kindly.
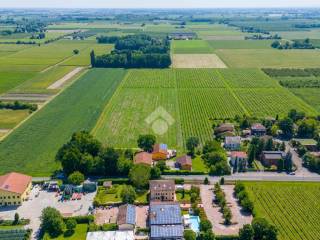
[[134, 152, 152, 166], [224, 136, 241, 150], [152, 143, 168, 160], [150, 180, 175, 202], [251, 123, 266, 136], [261, 151, 286, 167], [0, 172, 32, 206], [149, 202, 184, 240], [168, 32, 197, 40], [117, 204, 136, 230], [175, 155, 192, 171], [214, 123, 235, 137]]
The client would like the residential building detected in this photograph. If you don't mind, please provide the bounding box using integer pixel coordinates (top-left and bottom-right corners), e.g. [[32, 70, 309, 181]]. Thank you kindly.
[[86, 231, 134, 240], [168, 32, 196, 40], [150, 180, 175, 202], [0, 172, 32, 206], [175, 155, 192, 171], [149, 202, 184, 240], [230, 152, 248, 172], [261, 151, 286, 167], [134, 152, 152, 166], [293, 138, 318, 152], [152, 144, 168, 160], [251, 123, 266, 136], [117, 204, 136, 230], [224, 136, 241, 150]]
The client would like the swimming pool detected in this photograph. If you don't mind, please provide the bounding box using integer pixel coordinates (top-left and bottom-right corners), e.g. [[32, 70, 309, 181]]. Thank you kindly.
[[184, 215, 200, 233]]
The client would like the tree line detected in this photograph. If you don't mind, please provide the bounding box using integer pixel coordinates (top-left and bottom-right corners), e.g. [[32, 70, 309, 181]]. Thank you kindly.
[[92, 34, 171, 68], [0, 101, 37, 112], [271, 39, 315, 50]]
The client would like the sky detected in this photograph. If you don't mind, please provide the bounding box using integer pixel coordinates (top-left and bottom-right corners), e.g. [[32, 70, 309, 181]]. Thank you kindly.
[[1, 0, 320, 9]]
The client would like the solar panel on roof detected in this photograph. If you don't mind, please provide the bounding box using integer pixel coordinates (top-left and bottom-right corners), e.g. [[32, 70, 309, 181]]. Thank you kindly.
[[126, 204, 136, 225], [151, 225, 184, 238]]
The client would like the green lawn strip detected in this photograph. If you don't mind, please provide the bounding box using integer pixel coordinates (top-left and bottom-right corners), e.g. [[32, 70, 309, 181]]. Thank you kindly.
[[192, 156, 208, 173], [43, 224, 87, 240], [0, 69, 126, 176]]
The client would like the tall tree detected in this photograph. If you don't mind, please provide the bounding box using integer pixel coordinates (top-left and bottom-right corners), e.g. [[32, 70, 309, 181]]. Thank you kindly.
[[239, 224, 254, 240], [129, 164, 151, 189], [137, 134, 156, 152], [40, 207, 65, 238], [186, 137, 200, 156], [90, 50, 95, 67], [100, 147, 119, 176]]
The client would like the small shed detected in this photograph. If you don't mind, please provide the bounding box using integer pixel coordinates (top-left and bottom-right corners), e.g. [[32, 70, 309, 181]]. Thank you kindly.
[[103, 181, 112, 189], [83, 180, 97, 192]]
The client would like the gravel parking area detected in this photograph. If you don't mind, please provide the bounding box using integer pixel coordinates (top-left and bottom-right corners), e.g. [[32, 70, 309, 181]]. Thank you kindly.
[[0, 186, 95, 239], [200, 184, 252, 235]]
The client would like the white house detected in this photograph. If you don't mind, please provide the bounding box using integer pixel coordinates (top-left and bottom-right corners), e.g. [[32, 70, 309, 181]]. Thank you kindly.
[[224, 136, 241, 150]]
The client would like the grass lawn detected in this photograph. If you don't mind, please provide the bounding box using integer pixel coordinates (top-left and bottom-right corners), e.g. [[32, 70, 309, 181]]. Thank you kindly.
[[216, 49, 320, 68], [43, 224, 87, 240], [192, 156, 208, 173], [95, 185, 123, 204], [0, 69, 126, 176], [176, 191, 191, 203], [95, 185, 148, 205], [244, 182, 320, 240], [0, 109, 30, 129]]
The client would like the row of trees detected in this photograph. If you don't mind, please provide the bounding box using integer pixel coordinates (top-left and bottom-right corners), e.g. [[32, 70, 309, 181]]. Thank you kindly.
[[214, 183, 232, 225], [92, 34, 171, 68], [0, 101, 37, 112], [271, 39, 315, 49]]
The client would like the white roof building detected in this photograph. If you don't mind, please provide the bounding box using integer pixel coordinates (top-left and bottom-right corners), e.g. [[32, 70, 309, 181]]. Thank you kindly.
[[86, 231, 134, 240]]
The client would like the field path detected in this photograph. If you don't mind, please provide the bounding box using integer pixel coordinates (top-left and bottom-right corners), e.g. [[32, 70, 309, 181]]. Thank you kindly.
[[217, 70, 250, 116], [47, 67, 84, 89]]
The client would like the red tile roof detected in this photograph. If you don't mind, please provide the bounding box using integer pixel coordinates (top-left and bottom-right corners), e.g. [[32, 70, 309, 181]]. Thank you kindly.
[[176, 155, 192, 166], [134, 152, 152, 165], [231, 152, 247, 159], [0, 172, 32, 194], [152, 144, 168, 155]]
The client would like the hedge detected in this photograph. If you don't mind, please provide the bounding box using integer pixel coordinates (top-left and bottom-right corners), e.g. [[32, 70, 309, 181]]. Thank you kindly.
[[97, 178, 129, 186], [162, 170, 206, 175], [63, 215, 94, 224]]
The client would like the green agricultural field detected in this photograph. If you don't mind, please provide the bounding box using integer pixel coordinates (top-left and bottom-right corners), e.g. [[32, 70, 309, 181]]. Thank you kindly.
[[172, 40, 213, 54], [0, 69, 126, 176], [273, 30, 320, 40], [289, 88, 320, 112], [12, 66, 78, 94], [0, 110, 30, 129], [234, 88, 317, 117], [207, 40, 273, 49], [0, 40, 90, 69], [0, 71, 37, 94], [62, 44, 113, 66], [216, 49, 320, 68], [93, 87, 183, 149], [244, 182, 320, 240], [93, 68, 318, 150]]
